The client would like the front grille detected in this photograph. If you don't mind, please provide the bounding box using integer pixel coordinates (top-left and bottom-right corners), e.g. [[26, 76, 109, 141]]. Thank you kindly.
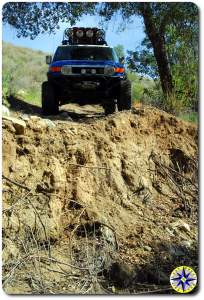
[[72, 67, 104, 75]]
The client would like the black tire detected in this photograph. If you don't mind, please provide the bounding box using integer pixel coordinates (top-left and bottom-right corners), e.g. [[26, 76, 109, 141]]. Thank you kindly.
[[117, 79, 132, 111], [41, 81, 59, 115], [104, 100, 116, 115]]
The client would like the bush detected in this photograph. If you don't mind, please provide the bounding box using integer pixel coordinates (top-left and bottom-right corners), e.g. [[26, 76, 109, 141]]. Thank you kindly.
[[127, 72, 154, 103]]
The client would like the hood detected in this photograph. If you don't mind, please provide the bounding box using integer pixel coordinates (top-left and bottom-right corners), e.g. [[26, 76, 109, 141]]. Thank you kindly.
[[51, 60, 123, 68]]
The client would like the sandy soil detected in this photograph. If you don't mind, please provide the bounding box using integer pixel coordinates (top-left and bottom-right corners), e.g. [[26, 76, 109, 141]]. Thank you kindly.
[[2, 103, 198, 294]]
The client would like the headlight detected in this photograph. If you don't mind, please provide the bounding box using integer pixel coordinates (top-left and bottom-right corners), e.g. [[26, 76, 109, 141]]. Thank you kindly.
[[61, 65, 72, 75], [104, 66, 115, 76]]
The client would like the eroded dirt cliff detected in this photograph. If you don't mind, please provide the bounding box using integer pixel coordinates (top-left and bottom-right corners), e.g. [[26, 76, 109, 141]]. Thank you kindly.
[[2, 104, 198, 294]]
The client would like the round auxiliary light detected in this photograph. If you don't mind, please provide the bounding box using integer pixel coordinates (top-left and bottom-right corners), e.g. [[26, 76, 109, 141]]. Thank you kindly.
[[76, 29, 84, 38], [96, 30, 103, 37], [81, 69, 86, 74], [64, 29, 69, 38], [69, 28, 74, 36], [64, 28, 73, 38], [86, 29, 94, 38], [91, 69, 96, 74]]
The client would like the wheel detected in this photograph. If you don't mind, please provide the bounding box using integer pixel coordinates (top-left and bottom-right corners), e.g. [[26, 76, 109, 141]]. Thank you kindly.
[[104, 100, 116, 115], [41, 81, 59, 115], [117, 79, 132, 111]]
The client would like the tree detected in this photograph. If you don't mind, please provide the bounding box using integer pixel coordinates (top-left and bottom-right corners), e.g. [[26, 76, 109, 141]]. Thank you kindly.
[[138, 3, 174, 95], [127, 37, 158, 79], [2, 2, 96, 39], [127, 3, 199, 112]]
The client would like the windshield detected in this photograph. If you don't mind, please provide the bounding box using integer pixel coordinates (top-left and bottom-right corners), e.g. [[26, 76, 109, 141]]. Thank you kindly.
[[53, 46, 118, 62]]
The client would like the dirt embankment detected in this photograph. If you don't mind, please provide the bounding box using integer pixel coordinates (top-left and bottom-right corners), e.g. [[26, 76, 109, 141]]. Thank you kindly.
[[2, 104, 198, 294]]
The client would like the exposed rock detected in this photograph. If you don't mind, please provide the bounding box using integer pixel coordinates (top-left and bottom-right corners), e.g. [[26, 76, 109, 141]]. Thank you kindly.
[[144, 245, 152, 252], [60, 111, 73, 121], [170, 220, 191, 233], [2, 120, 16, 133], [21, 114, 30, 121], [180, 240, 193, 248], [30, 115, 41, 121], [42, 119, 56, 128], [2, 105, 10, 117], [3, 116, 26, 135]]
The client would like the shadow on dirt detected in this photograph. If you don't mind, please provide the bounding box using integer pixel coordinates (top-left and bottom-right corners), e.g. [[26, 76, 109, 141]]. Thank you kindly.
[[102, 240, 198, 295], [7, 95, 42, 115], [7, 96, 105, 122]]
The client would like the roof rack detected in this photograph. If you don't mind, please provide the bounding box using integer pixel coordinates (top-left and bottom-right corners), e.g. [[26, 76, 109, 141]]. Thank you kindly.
[[62, 27, 107, 46]]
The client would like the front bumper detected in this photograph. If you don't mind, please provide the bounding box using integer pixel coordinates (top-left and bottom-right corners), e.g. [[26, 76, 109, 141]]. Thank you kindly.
[[47, 73, 126, 103]]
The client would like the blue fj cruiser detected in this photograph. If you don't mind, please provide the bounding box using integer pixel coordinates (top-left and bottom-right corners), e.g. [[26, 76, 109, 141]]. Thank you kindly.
[[42, 27, 132, 115]]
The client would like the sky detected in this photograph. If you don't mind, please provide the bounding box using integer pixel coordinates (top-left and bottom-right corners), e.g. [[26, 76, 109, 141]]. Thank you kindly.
[[2, 14, 145, 55]]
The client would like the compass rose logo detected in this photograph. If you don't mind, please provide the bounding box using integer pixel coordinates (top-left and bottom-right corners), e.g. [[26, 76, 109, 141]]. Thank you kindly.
[[170, 266, 197, 293]]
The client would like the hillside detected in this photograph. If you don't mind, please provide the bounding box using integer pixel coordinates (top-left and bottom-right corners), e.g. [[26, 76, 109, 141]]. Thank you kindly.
[[2, 104, 198, 294], [2, 42, 48, 106]]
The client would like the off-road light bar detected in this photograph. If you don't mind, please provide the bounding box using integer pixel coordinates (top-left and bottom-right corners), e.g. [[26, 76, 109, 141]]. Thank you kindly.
[[63, 27, 106, 45]]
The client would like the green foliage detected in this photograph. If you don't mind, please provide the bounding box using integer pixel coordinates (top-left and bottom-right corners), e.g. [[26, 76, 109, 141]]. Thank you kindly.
[[2, 42, 48, 106], [127, 37, 158, 79], [141, 80, 164, 107], [2, 73, 11, 106], [127, 72, 154, 102], [166, 22, 199, 112], [178, 112, 198, 124], [2, 2, 95, 39], [114, 45, 125, 59], [127, 3, 199, 114]]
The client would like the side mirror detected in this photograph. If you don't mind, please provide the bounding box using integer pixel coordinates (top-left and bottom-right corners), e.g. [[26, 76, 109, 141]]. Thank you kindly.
[[119, 56, 125, 64], [46, 55, 52, 64]]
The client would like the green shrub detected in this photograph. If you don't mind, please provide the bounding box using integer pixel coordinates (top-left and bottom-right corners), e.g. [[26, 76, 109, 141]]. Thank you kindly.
[[127, 72, 154, 103]]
